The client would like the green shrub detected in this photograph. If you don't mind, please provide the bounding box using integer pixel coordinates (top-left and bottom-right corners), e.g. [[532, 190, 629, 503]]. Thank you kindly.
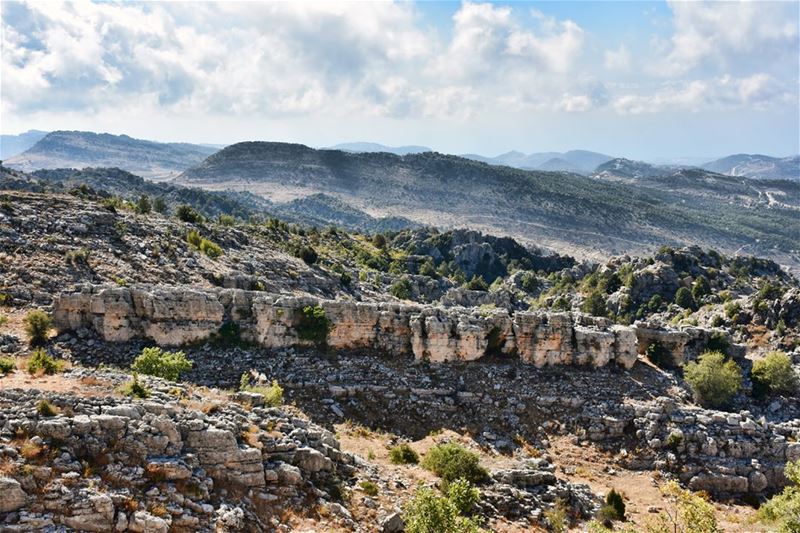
[[520, 271, 539, 293], [543, 498, 568, 533], [645, 341, 673, 368], [359, 480, 379, 497], [186, 229, 202, 248], [684, 351, 742, 408], [581, 291, 607, 317], [647, 294, 663, 311], [131, 347, 193, 381], [758, 460, 800, 533], [705, 331, 730, 355], [23, 309, 52, 346], [463, 275, 488, 291], [752, 351, 797, 396], [217, 214, 235, 226], [0, 356, 14, 375], [296, 305, 331, 346], [447, 478, 480, 515], [37, 399, 58, 417], [199, 238, 223, 258], [389, 443, 419, 465], [119, 373, 151, 399], [421, 443, 488, 485], [674, 287, 695, 310], [403, 487, 482, 533], [176, 204, 202, 223], [242, 379, 284, 407], [691, 275, 710, 300], [136, 195, 151, 214], [297, 245, 318, 265], [646, 480, 718, 533], [27, 349, 65, 375], [600, 489, 626, 521], [372, 234, 387, 249], [153, 197, 167, 214], [390, 278, 413, 300]]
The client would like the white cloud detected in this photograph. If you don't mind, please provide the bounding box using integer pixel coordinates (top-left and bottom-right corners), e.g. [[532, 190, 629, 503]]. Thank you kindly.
[[656, 1, 799, 76], [612, 74, 790, 114], [604, 44, 631, 72]]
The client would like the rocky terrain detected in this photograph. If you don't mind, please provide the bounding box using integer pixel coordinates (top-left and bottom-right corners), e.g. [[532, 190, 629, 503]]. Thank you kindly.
[[4, 131, 219, 180], [701, 154, 800, 181], [1, 180, 799, 531]]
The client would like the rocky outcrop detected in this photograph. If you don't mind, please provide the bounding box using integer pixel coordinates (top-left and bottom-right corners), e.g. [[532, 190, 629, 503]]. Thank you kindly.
[[54, 285, 730, 369]]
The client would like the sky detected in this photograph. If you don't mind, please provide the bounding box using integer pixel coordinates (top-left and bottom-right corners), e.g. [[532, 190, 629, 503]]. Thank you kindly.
[[1, 0, 799, 160]]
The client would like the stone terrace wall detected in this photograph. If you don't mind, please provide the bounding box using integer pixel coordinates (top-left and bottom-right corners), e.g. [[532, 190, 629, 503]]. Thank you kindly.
[[53, 285, 728, 368]]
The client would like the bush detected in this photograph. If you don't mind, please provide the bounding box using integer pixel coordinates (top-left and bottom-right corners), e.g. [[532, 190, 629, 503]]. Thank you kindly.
[[581, 291, 607, 317], [463, 275, 488, 291], [705, 331, 730, 355], [153, 197, 167, 214], [752, 351, 797, 396], [390, 278, 413, 300], [131, 347, 193, 381], [543, 498, 568, 533], [684, 351, 742, 408], [136, 195, 151, 214], [758, 460, 800, 533], [674, 287, 695, 310], [176, 204, 202, 223], [645, 480, 718, 533], [359, 480, 379, 497], [199, 238, 223, 258], [389, 443, 419, 465], [403, 487, 482, 533], [297, 245, 318, 265], [599, 489, 626, 521], [447, 479, 479, 515], [421, 443, 488, 485], [372, 234, 387, 249], [37, 399, 58, 417], [119, 373, 150, 399], [692, 275, 710, 300], [23, 309, 52, 346], [186, 229, 202, 248], [296, 305, 332, 346], [241, 379, 284, 407], [520, 271, 539, 293], [645, 341, 673, 368], [217, 214, 235, 226], [0, 356, 14, 375], [27, 349, 65, 375]]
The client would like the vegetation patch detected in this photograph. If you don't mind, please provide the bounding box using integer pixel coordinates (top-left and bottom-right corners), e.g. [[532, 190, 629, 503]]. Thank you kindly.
[[296, 305, 332, 346], [23, 309, 52, 347], [421, 442, 488, 485], [27, 349, 65, 375], [752, 350, 797, 398], [389, 443, 419, 465], [684, 351, 742, 408], [131, 347, 193, 381]]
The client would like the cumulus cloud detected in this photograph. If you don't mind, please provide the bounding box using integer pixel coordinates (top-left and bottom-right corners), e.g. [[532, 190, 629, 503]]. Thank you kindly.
[[656, 1, 799, 76], [0, 0, 796, 124]]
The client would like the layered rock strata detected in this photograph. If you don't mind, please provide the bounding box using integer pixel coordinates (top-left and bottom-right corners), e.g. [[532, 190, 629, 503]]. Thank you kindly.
[[54, 285, 731, 368]]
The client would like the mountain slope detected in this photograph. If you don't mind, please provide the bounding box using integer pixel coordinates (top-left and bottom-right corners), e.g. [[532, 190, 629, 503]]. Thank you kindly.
[[461, 149, 612, 173], [0, 129, 49, 159], [702, 154, 800, 181], [176, 142, 800, 268], [4, 131, 219, 179]]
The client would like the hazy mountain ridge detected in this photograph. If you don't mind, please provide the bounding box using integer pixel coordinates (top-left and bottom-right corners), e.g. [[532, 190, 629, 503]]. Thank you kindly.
[[461, 149, 613, 173], [0, 129, 49, 159], [4, 131, 220, 179], [329, 142, 431, 155], [177, 141, 800, 270], [701, 153, 800, 181]]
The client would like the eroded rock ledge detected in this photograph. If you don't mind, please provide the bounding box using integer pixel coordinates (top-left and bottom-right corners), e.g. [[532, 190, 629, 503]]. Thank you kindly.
[[53, 285, 729, 368]]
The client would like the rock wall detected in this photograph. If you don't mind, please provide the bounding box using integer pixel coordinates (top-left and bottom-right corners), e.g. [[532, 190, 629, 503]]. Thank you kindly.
[[54, 285, 727, 368]]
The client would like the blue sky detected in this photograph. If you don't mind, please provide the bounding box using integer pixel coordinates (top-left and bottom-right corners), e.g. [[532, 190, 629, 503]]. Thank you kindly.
[[1, 1, 798, 160]]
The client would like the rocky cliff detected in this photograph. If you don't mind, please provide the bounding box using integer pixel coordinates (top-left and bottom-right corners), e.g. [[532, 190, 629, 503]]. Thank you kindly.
[[53, 285, 731, 368]]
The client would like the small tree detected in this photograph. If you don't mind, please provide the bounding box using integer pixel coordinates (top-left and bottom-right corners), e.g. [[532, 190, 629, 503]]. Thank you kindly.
[[153, 197, 167, 214], [296, 305, 331, 346], [372, 233, 387, 249], [23, 309, 52, 346], [645, 481, 718, 533], [403, 487, 481, 533], [389, 443, 419, 465], [176, 204, 202, 224], [674, 287, 695, 310], [599, 489, 626, 522], [131, 347, 193, 381], [297, 245, 318, 265], [464, 275, 488, 291], [752, 351, 797, 396], [692, 275, 711, 300], [684, 351, 742, 408], [390, 278, 413, 300], [581, 291, 607, 317], [136, 194, 151, 214]]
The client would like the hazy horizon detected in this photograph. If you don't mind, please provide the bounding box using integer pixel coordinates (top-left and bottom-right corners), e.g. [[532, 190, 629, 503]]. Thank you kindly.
[[2, 1, 798, 160]]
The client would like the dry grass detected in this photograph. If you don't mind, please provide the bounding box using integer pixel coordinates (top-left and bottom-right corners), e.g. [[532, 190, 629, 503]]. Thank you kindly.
[[0, 457, 18, 476], [19, 439, 45, 461], [241, 424, 263, 449]]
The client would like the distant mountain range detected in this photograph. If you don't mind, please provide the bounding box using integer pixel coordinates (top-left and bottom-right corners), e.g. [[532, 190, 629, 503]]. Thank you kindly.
[[460, 149, 614, 174], [701, 154, 800, 181], [175, 141, 799, 268], [0, 129, 48, 159], [329, 142, 431, 155], [3, 131, 219, 179]]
